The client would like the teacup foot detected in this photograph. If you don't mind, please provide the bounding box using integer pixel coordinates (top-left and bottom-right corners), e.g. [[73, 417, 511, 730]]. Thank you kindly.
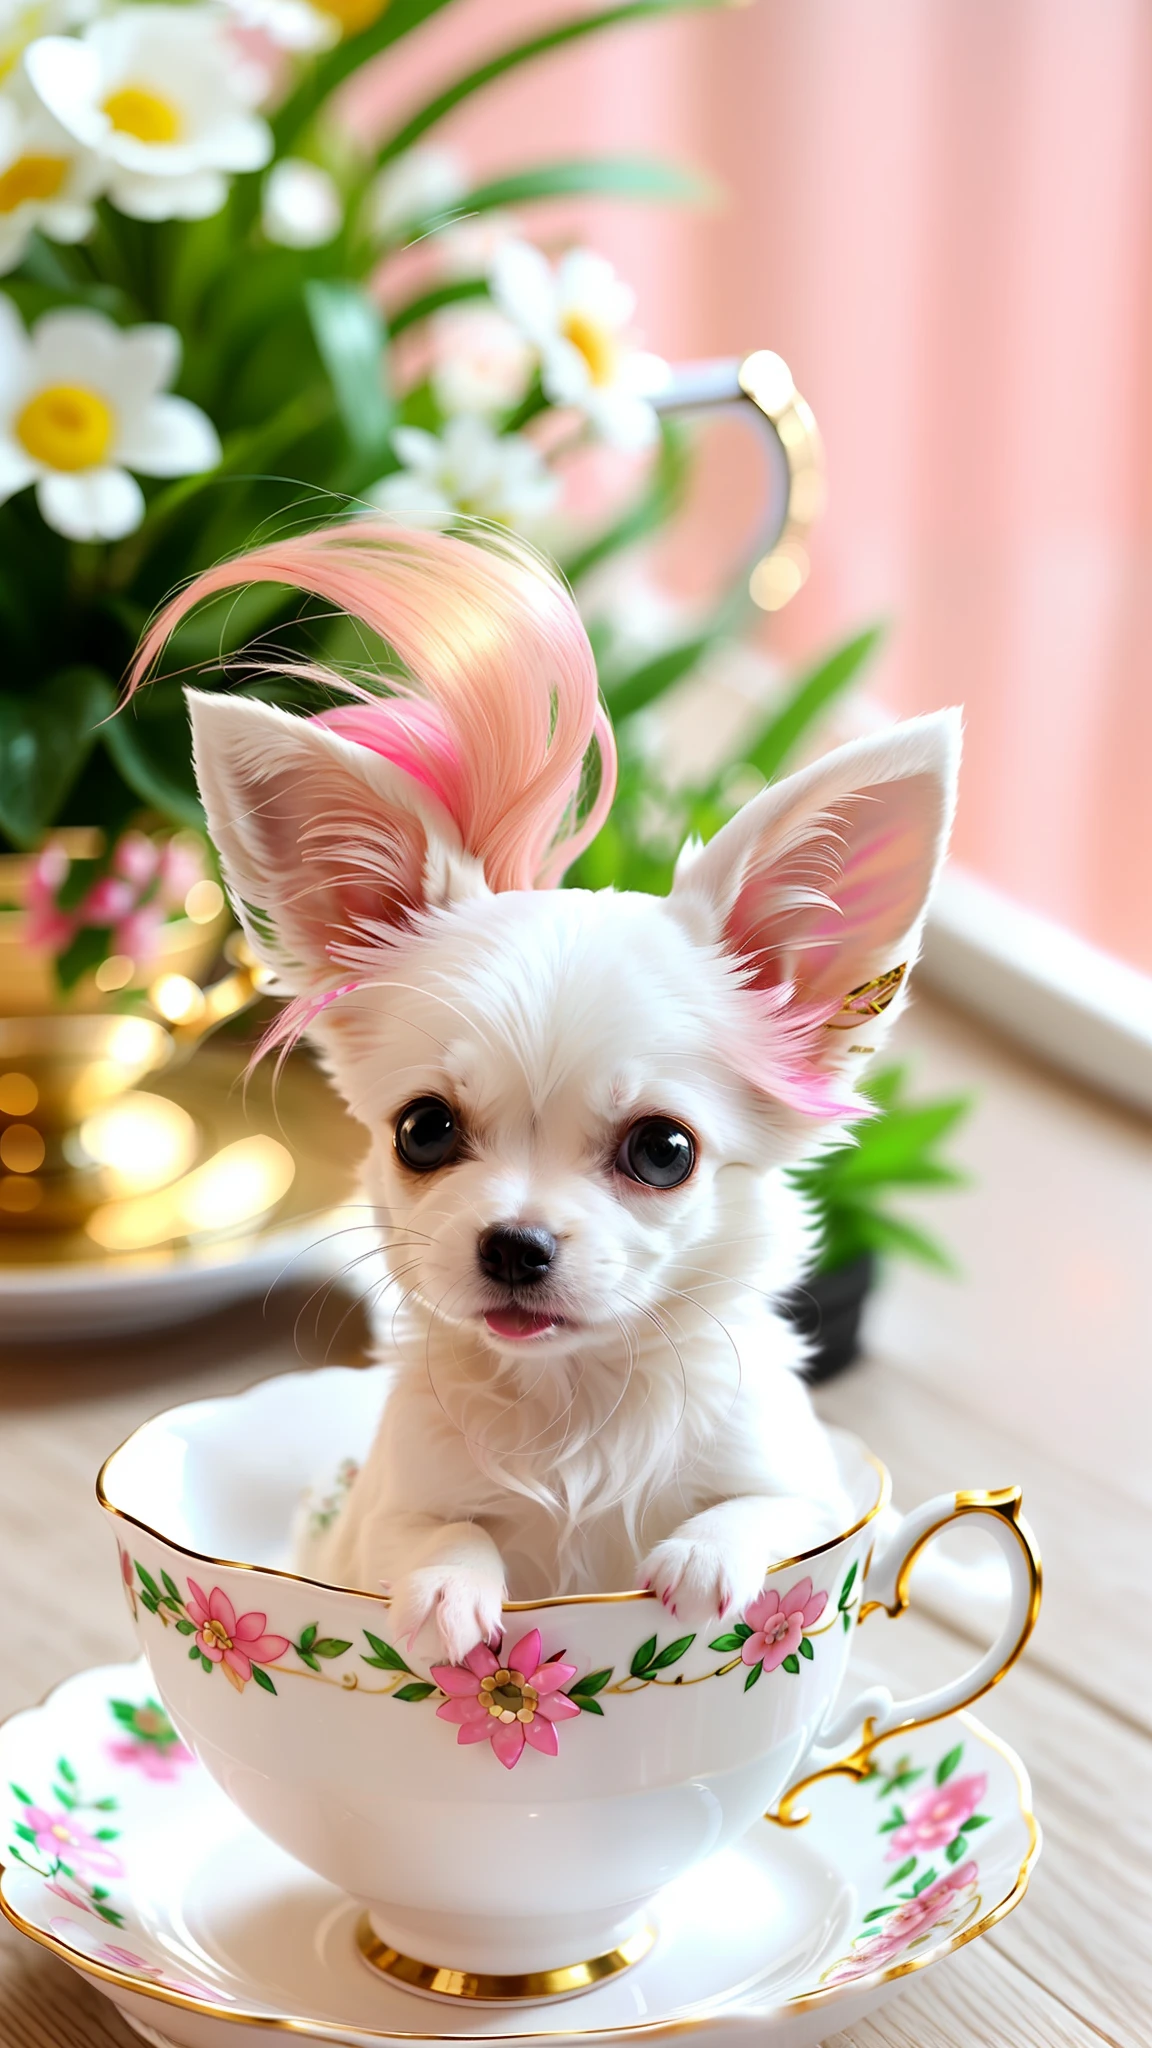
[[355, 1915, 655, 2005]]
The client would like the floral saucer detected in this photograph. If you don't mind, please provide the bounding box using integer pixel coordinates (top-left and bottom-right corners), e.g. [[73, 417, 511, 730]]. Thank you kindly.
[[0, 1661, 1038, 2048]]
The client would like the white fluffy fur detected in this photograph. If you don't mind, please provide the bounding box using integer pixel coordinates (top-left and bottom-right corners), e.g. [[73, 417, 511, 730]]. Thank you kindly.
[[189, 693, 960, 1667]]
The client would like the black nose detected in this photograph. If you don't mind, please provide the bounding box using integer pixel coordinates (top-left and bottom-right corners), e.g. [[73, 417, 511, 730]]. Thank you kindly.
[[478, 1225, 557, 1288]]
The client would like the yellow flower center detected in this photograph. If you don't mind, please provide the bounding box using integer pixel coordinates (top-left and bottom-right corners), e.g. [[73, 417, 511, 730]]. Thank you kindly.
[[51, 1822, 73, 1841], [102, 84, 183, 144], [562, 312, 618, 387], [479, 1668, 539, 1725], [16, 385, 115, 471], [314, 0, 390, 32], [0, 152, 68, 213], [202, 1617, 233, 1652]]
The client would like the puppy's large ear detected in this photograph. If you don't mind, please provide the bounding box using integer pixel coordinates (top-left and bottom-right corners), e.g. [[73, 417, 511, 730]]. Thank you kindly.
[[188, 691, 471, 995], [671, 711, 961, 1095]]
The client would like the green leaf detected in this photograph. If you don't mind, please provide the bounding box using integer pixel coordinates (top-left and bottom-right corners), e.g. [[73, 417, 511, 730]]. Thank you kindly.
[[52, 1788, 75, 1810], [136, 1562, 160, 1598], [188, 1645, 201, 1661], [389, 276, 489, 339], [298, 1624, 318, 1654], [175, 1619, 196, 1635], [962, 1813, 991, 1831], [138, 1590, 159, 1616], [574, 1694, 604, 1714], [313, 1638, 354, 1660], [708, 1632, 746, 1653], [297, 1652, 320, 1672], [910, 1867, 938, 1895], [935, 1744, 963, 1786], [12, 1823, 36, 1844], [646, 1633, 695, 1671], [103, 695, 204, 829], [109, 1703, 137, 1728], [394, 1681, 437, 1703], [798, 1635, 814, 1660], [733, 1621, 753, 1640], [93, 1828, 118, 1841], [838, 1561, 858, 1608], [605, 626, 727, 723], [441, 154, 712, 225], [0, 668, 115, 847], [565, 419, 690, 584], [568, 1667, 613, 1698], [743, 626, 884, 786], [878, 1812, 904, 1832], [304, 279, 392, 474], [161, 1571, 182, 1603], [629, 1635, 659, 1678], [56, 1757, 76, 1786], [94, 1902, 125, 1926], [362, 1632, 412, 1674], [743, 1660, 762, 1690], [885, 1856, 918, 1889], [841, 1608, 852, 1633], [250, 1666, 276, 1695], [863, 1903, 900, 1922], [781, 1653, 801, 1675], [945, 1834, 968, 1863], [373, 8, 727, 168]]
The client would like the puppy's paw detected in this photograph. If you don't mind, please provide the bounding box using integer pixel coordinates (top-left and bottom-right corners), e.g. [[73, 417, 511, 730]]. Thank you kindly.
[[641, 1538, 756, 1628], [389, 1566, 505, 1671]]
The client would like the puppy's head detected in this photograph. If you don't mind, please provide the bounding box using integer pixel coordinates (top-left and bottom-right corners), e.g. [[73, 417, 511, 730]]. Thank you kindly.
[[188, 684, 959, 1363]]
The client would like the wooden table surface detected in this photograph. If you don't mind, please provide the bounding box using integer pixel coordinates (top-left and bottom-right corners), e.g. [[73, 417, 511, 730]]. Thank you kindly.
[[2, 993, 1149, 2047]]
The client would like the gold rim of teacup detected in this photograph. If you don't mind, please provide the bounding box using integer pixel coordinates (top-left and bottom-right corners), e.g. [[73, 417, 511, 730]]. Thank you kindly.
[[95, 1380, 891, 1605]]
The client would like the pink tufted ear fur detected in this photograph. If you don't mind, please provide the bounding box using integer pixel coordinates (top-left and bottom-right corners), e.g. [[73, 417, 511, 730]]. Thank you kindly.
[[671, 712, 961, 1116], [186, 690, 466, 998]]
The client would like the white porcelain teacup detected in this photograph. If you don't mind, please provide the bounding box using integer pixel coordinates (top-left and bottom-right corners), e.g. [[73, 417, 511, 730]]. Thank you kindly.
[[98, 1366, 1041, 2004]]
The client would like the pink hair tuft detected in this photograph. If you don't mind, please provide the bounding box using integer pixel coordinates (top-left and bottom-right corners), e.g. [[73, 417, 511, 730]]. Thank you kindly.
[[127, 521, 616, 892]]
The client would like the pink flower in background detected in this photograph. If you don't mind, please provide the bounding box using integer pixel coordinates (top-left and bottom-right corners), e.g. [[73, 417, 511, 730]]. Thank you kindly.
[[432, 1630, 581, 1770], [82, 874, 136, 923], [24, 844, 76, 950], [741, 1577, 828, 1673], [44, 1878, 106, 1916], [185, 1581, 289, 1687], [107, 1736, 192, 1782], [112, 832, 160, 889], [113, 902, 165, 963], [158, 835, 205, 905], [25, 1806, 121, 1879], [884, 1861, 978, 1944], [887, 1776, 987, 1858]]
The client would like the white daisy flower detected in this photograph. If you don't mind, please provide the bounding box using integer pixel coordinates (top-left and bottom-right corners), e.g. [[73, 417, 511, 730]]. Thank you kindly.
[[491, 240, 670, 451], [0, 85, 104, 276], [261, 157, 341, 248], [24, 6, 273, 223], [366, 144, 465, 242], [367, 415, 558, 532], [430, 305, 532, 418], [0, 300, 221, 540]]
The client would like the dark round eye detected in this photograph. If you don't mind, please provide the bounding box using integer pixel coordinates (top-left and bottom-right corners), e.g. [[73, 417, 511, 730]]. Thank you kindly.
[[394, 1097, 459, 1171], [616, 1117, 696, 1190]]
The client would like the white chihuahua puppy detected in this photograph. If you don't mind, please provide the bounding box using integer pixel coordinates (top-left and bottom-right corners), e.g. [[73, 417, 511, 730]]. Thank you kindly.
[[137, 522, 959, 1667]]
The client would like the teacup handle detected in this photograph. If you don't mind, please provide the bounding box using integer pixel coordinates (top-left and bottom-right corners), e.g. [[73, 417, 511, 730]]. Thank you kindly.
[[769, 1486, 1041, 1826]]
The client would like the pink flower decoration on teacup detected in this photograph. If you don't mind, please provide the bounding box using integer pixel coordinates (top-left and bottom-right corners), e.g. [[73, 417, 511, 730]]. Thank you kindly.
[[431, 1630, 582, 1770], [185, 1580, 289, 1690], [825, 1860, 980, 1985], [741, 1577, 828, 1673], [886, 1775, 987, 1858], [46, 1924, 227, 2001], [25, 1806, 121, 1879], [44, 1878, 108, 1916], [108, 1735, 193, 1782]]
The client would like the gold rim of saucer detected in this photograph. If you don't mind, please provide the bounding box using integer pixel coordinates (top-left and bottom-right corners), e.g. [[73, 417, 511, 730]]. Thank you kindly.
[[355, 1916, 655, 2002]]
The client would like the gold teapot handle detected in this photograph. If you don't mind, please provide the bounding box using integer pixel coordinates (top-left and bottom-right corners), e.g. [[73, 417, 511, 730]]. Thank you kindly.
[[149, 933, 271, 1052], [651, 350, 825, 613]]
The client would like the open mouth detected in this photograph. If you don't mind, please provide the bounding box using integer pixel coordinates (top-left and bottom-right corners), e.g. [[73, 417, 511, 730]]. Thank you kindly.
[[483, 1306, 566, 1341]]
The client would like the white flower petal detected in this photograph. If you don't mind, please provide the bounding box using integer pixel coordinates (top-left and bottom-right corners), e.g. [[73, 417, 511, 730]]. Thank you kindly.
[[38, 200, 98, 243], [368, 145, 466, 238], [539, 335, 593, 407], [25, 305, 124, 382], [103, 322, 180, 402], [0, 437, 39, 505], [36, 463, 143, 539], [24, 35, 105, 148], [490, 239, 558, 346], [261, 158, 341, 249], [556, 248, 635, 330], [367, 473, 454, 525], [0, 292, 31, 401], [0, 216, 33, 276], [108, 168, 228, 220], [116, 393, 220, 476], [584, 386, 659, 452], [390, 425, 442, 473]]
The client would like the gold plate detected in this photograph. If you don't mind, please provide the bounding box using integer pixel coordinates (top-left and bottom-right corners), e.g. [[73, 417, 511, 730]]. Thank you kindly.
[[0, 1044, 364, 1276]]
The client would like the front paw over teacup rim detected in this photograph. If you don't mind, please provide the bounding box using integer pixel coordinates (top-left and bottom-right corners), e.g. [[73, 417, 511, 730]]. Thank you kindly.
[[97, 1364, 1041, 2002]]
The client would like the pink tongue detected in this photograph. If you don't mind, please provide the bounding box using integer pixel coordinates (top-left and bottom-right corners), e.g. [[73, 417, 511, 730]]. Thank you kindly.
[[484, 1307, 558, 1339]]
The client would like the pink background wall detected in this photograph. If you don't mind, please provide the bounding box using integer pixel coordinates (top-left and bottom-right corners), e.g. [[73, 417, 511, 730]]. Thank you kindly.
[[354, 0, 1152, 973]]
